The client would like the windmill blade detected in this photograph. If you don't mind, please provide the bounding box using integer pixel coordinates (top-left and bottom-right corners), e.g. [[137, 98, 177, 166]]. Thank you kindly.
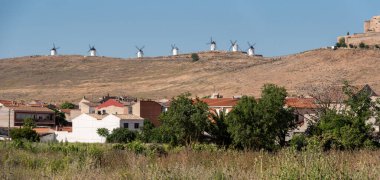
[[234, 40, 237, 45], [141, 46, 145, 50], [230, 40, 234, 45], [56, 47, 60, 50], [247, 42, 252, 47]]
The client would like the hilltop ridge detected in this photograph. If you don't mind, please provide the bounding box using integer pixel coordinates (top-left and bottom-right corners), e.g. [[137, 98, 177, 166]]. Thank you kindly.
[[1, 49, 380, 102]]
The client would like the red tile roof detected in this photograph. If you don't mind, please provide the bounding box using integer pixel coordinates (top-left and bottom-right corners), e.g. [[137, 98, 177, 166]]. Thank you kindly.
[[60, 109, 72, 114], [96, 99, 124, 109], [200, 98, 240, 107], [285, 98, 317, 109], [0, 100, 15, 105]]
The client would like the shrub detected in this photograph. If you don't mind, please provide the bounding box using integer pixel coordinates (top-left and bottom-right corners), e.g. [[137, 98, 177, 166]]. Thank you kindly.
[[10, 128, 40, 142], [126, 141, 146, 154], [23, 118, 36, 128], [375, 44, 380, 49], [191, 53, 200, 61], [106, 128, 136, 143], [60, 102, 76, 109], [290, 134, 308, 151], [359, 42, 366, 49], [112, 143, 125, 150]]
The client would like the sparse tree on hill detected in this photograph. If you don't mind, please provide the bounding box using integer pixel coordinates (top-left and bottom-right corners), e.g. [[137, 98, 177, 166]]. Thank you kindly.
[[191, 53, 200, 62]]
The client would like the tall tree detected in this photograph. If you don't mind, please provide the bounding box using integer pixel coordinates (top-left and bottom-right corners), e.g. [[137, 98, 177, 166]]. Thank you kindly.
[[207, 109, 232, 146], [226, 84, 295, 150], [158, 93, 209, 145]]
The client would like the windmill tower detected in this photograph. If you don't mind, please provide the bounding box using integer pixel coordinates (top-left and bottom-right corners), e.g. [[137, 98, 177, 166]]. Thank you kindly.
[[171, 44, 179, 56], [50, 43, 59, 56], [88, 45, 97, 56], [207, 37, 217, 51], [229, 40, 239, 52], [247, 42, 256, 56], [136, 46, 144, 58]]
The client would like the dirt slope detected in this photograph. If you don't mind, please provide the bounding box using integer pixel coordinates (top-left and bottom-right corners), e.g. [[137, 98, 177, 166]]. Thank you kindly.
[[1, 49, 380, 102]]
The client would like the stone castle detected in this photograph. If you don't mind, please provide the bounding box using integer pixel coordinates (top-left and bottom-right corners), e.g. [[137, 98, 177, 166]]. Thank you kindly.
[[338, 15, 380, 46]]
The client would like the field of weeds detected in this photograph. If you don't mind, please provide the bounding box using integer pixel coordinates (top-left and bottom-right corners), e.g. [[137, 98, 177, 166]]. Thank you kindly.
[[0, 141, 379, 179]]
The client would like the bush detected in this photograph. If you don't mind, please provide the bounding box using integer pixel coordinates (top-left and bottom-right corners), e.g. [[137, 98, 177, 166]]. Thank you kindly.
[[191, 53, 200, 61], [290, 134, 308, 151], [106, 128, 136, 143], [359, 42, 366, 49], [10, 128, 40, 142], [60, 102, 76, 109], [126, 141, 146, 154]]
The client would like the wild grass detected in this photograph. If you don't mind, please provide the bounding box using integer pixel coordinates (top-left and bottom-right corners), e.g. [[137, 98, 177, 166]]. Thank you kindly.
[[0, 141, 379, 179]]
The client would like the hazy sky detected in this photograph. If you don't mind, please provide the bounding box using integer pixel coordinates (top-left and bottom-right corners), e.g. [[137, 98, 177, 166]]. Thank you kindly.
[[0, 0, 379, 58]]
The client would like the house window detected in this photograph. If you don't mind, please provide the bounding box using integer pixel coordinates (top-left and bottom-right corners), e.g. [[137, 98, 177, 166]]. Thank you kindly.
[[102, 110, 106, 114], [134, 123, 139, 129], [123, 123, 129, 128], [128, 107, 133, 114]]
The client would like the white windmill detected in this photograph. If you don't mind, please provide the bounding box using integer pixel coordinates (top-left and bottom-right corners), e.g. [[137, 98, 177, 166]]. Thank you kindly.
[[136, 46, 144, 58], [247, 42, 256, 56], [207, 37, 217, 51], [229, 40, 239, 52], [50, 43, 59, 56], [88, 45, 97, 56], [171, 44, 179, 56]]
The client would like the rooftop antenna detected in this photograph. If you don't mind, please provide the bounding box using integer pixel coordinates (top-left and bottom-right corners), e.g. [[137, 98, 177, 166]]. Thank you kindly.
[[50, 43, 59, 56], [207, 37, 217, 51], [136, 46, 144, 58], [88, 45, 97, 56], [229, 40, 239, 52], [247, 42, 256, 56], [171, 44, 179, 56]]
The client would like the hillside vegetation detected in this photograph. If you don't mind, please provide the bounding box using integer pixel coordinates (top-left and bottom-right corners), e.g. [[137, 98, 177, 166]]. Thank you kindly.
[[1, 49, 380, 102]]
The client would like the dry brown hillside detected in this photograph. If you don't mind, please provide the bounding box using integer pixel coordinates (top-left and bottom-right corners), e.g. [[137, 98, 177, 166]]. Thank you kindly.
[[1, 49, 380, 103]]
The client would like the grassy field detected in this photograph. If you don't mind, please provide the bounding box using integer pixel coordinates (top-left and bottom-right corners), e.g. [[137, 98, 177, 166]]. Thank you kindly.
[[0, 142, 379, 179]]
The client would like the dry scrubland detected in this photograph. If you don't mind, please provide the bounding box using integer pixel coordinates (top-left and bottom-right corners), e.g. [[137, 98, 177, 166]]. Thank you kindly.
[[0, 142, 380, 179], [1, 49, 380, 102]]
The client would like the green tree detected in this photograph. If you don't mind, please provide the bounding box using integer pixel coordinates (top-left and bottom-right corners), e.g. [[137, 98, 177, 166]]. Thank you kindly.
[[191, 53, 200, 62], [207, 109, 232, 147], [310, 82, 377, 150], [137, 120, 156, 143], [23, 118, 36, 128], [257, 84, 295, 147], [10, 128, 39, 142], [359, 42, 366, 49], [60, 102, 76, 109], [106, 128, 136, 143], [336, 37, 347, 48], [226, 84, 295, 150], [97, 128, 109, 138], [158, 93, 209, 145]]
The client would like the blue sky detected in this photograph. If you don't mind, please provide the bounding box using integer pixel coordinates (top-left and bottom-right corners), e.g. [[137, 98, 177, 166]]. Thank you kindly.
[[0, 0, 379, 58]]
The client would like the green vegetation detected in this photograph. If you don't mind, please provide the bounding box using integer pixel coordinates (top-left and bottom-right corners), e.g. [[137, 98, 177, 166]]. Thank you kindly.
[[105, 128, 137, 143], [0, 142, 380, 179], [336, 37, 347, 48], [9, 118, 39, 142], [157, 93, 209, 145], [191, 53, 200, 61], [306, 82, 379, 150], [226, 84, 295, 150], [60, 102, 76, 109]]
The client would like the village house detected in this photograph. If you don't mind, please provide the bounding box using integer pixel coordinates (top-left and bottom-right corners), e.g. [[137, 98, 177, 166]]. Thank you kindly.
[[0, 100, 56, 128], [55, 113, 144, 143]]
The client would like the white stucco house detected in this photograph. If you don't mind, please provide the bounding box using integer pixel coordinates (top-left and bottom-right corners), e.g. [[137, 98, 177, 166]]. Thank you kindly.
[[55, 113, 144, 143]]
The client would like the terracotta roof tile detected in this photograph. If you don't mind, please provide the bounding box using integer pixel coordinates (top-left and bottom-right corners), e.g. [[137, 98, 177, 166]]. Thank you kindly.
[[285, 98, 317, 109], [200, 98, 240, 107], [96, 99, 124, 109]]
